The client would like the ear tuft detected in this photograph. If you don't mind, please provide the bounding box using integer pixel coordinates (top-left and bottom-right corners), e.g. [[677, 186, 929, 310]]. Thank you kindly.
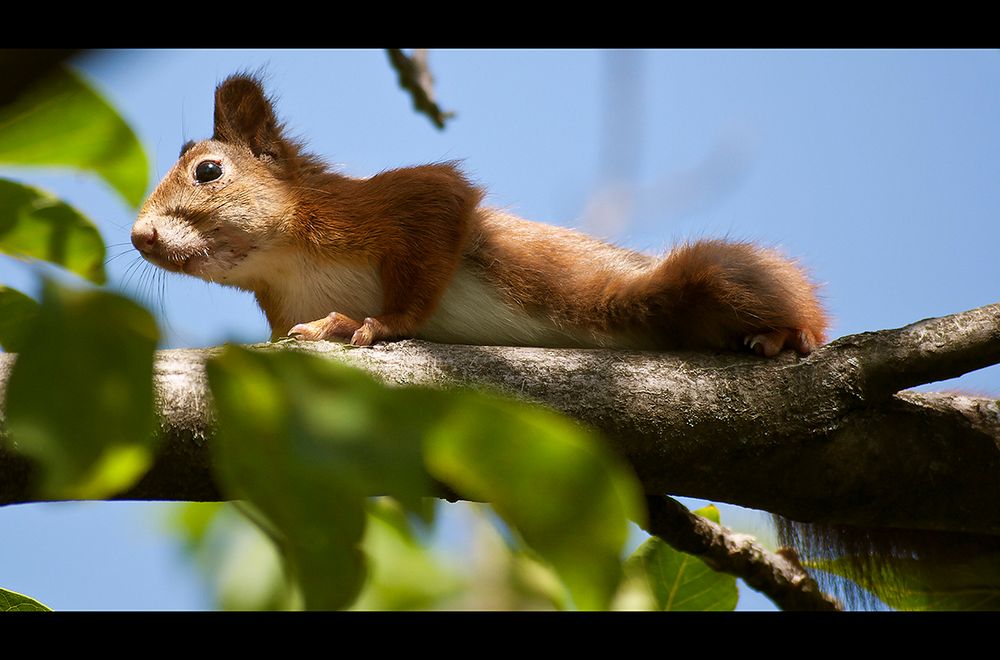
[[213, 74, 284, 158], [179, 139, 196, 158]]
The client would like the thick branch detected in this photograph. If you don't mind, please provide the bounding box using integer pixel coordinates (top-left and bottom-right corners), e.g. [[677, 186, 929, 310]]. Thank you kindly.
[[1, 302, 999, 538]]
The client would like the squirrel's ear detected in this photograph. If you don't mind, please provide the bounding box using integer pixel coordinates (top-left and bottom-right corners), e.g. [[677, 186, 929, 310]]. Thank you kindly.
[[213, 74, 284, 158]]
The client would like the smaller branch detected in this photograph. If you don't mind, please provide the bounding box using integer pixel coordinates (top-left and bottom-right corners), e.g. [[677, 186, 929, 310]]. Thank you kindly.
[[643, 495, 842, 611], [850, 302, 1000, 399], [385, 49, 454, 130]]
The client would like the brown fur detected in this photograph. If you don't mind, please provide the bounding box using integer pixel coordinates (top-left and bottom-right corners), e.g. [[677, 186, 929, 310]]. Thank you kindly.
[[132, 73, 828, 354], [465, 212, 826, 354], [286, 165, 483, 343]]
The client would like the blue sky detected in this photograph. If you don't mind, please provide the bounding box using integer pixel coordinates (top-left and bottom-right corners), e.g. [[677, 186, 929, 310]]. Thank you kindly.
[[1, 49, 998, 611]]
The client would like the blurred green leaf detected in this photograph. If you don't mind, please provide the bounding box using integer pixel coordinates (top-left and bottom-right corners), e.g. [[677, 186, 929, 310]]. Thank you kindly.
[[166, 502, 226, 555], [207, 346, 439, 610], [0, 587, 52, 612], [351, 498, 465, 610], [813, 551, 1000, 611], [0, 67, 148, 207], [624, 505, 738, 611], [3, 282, 158, 498], [0, 285, 39, 352], [166, 502, 300, 611], [216, 509, 300, 611], [210, 346, 433, 508], [207, 346, 644, 611], [424, 395, 645, 611], [439, 503, 571, 611], [0, 179, 106, 284]]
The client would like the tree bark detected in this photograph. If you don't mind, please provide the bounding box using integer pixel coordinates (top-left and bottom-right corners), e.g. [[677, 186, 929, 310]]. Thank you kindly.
[[1, 302, 999, 538]]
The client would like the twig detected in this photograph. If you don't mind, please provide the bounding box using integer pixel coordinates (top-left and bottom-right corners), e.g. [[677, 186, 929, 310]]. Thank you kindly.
[[385, 49, 454, 130], [643, 495, 841, 611]]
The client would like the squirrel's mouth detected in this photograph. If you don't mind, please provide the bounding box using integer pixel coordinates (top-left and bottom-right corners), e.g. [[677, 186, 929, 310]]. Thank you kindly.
[[135, 245, 201, 274], [179, 251, 209, 275], [136, 240, 253, 283], [133, 248, 175, 272]]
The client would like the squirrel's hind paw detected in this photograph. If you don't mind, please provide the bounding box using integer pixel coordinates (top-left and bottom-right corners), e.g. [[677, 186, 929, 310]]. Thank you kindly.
[[745, 328, 820, 357]]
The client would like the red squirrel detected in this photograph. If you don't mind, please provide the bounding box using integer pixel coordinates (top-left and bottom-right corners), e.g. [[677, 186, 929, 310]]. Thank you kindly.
[[131, 74, 828, 357]]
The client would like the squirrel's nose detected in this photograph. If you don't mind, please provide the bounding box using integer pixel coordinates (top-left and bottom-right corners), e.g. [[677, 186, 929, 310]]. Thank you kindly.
[[131, 220, 159, 254]]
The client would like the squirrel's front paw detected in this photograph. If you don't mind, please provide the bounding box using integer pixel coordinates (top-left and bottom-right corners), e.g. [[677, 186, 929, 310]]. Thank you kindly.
[[288, 312, 363, 342], [350, 317, 390, 347]]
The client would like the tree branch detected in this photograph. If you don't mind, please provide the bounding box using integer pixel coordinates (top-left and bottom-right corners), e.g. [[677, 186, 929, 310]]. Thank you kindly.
[[643, 495, 841, 611], [1, 302, 999, 540], [851, 302, 1000, 399]]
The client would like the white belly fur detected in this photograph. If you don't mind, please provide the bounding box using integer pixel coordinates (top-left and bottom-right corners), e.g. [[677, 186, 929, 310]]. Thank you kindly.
[[420, 266, 604, 348], [275, 260, 385, 327], [275, 259, 608, 348]]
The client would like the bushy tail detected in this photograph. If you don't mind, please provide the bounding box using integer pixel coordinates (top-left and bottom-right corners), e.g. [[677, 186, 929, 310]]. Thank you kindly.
[[620, 239, 828, 354]]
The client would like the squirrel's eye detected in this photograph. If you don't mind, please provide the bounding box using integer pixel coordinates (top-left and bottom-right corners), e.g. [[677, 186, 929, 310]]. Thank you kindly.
[[194, 160, 223, 183]]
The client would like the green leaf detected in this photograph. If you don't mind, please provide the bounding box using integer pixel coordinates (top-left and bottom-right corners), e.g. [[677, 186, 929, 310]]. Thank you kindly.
[[207, 345, 644, 611], [165, 502, 226, 555], [208, 346, 433, 510], [3, 282, 159, 498], [0, 179, 106, 284], [0, 285, 40, 352], [694, 503, 721, 524], [0, 588, 52, 612], [351, 499, 465, 610], [0, 67, 148, 207], [424, 395, 646, 611], [215, 508, 302, 611], [207, 346, 436, 610], [624, 505, 738, 611], [813, 552, 1000, 611], [167, 503, 300, 611]]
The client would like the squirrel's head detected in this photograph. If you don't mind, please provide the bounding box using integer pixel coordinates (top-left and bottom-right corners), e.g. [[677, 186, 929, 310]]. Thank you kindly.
[[131, 74, 303, 286]]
